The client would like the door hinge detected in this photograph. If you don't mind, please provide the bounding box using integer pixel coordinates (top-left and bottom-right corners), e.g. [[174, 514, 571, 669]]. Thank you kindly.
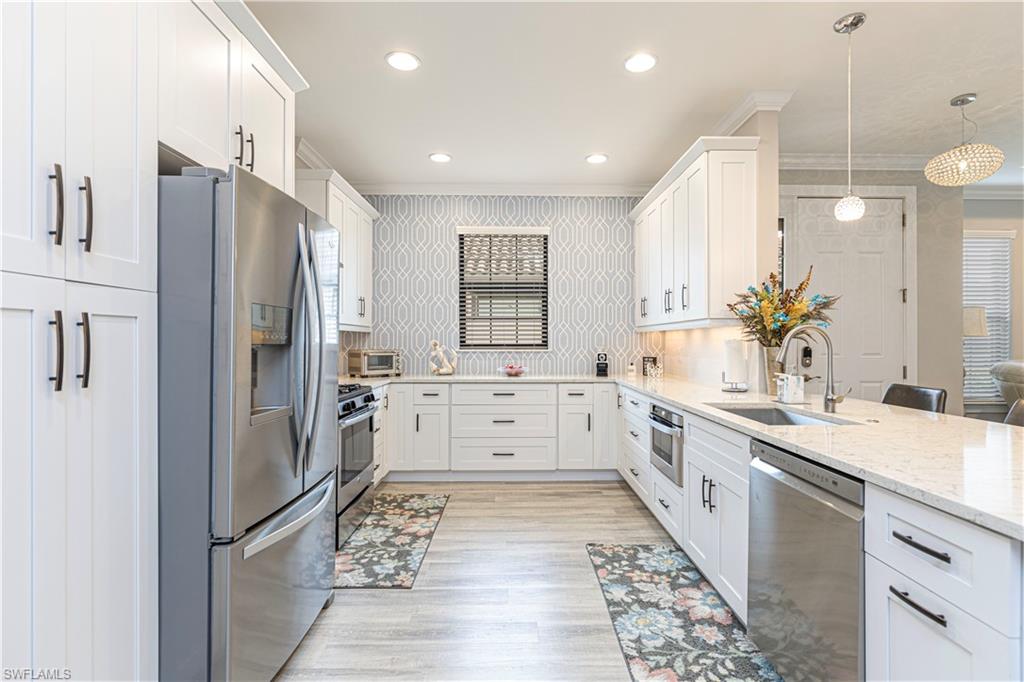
[[902, 365, 908, 380], [900, 288, 907, 303]]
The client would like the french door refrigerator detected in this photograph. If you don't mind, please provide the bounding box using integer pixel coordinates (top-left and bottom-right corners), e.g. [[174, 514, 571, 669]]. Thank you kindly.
[[158, 166, 338, 681]]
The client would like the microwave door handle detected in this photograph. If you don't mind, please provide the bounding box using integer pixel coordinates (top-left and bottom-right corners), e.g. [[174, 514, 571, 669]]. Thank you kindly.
[[648, 415, 683, 437], [304, 228, 327, 472]]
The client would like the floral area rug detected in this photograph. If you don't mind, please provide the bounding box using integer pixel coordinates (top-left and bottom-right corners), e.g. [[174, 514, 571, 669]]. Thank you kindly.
[[586, 543, 781, 682], [334, 493, 449, 589]]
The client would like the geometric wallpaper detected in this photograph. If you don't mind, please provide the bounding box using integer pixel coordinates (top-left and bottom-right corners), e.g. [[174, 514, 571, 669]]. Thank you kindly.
[[340, 194, 664, 376]]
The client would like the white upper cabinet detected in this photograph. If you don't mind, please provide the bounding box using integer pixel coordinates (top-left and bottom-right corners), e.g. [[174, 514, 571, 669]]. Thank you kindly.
[[67, 2, 158, 292], [632, 137, 757, 331], [158, 1, 302, 194]]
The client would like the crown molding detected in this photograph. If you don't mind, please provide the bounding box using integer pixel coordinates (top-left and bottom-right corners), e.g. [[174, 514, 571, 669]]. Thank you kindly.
[[215, 1, 308, 92], [779, 153, 930, 171], [349, 182, 651, 197], [295, 137, 333, 171], [963, 185, 1024, 201], [712, 90, 794, 136]]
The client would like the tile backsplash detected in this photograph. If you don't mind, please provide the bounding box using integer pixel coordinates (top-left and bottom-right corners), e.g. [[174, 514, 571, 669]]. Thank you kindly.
[[338, 194, 663, 377]]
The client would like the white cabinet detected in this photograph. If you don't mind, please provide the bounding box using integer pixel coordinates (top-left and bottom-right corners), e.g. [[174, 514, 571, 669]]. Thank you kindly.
[[558, 404, 594, 469], [681, 412, 750, 622], [1, 273, 157, 678], [158, 1, 299, 194], [295, 170, 379, 332], [632, 138, 757, 331], [386, 384, 414, 470], [2, 1, 158, 291], [373, 386, 389, 484], [593, 384, 618, 469], [412, 405, 450, 470]]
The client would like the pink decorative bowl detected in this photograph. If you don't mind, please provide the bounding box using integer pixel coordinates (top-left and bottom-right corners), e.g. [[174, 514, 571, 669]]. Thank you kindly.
[[499, 365, 527, 377]]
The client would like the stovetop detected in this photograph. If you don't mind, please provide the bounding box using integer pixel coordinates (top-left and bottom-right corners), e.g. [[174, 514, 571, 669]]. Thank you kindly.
[[338, 383, 375, 419]]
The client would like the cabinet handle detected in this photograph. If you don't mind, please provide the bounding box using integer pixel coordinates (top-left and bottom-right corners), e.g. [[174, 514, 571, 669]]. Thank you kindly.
[[234, 125, 244, 164], [658, 498, 670, 510], [384, 394, 389, 409], [629, 399, 639, 407], [587, 413, 591, 431], [568, 391, 584, 396], [415, 414, 419, 432], [891, 531, 952, 564], [245, 133, 255, 172], [666, 289, 673, 313], [707, 479, 716, 512], [49, 310, 64, 392], [373, 463, 381, 471], [617, 393, 622, 409], [493, 392, 516, 397], [78, 176, 93, 252], [492, 452, 515, 457], [422, 392, 439, 397], [629, 467, 639, 477], [681, 283, 688, 310], [701, 475, 709, 509], [373, 425, 381, 433], [49, 164, 64, 245], [76, 312, 91, 389], [492, 419, 515, 424], [629, 430, 639, 438], [888, 586, 947, 628]]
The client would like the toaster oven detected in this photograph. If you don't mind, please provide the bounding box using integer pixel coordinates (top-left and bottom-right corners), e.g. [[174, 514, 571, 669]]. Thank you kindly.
[[348, 349, 402, 377]]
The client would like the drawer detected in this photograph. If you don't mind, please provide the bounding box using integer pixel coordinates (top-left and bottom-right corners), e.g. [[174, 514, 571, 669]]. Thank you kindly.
[[866, 554, 1021, 681], [620, 438, 652, 502], [450, 405, 557, 439], [683, 412, 750, 482], [865, 484, 1021, 637], [650, 466, 684, 545], [451, 383, 555, 405], [558, 384, 593, 404], [621, 388, 650, 420], [451, 438, 557, 471], [414, 384, 449, 405], [622, 411, 651, 453]]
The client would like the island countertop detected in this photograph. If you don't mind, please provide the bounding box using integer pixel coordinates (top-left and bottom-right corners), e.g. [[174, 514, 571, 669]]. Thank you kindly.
[[341, 372, 1024, 540]]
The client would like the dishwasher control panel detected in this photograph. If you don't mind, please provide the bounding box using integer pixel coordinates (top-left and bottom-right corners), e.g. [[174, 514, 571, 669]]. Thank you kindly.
[[750, 439, 864, 505]]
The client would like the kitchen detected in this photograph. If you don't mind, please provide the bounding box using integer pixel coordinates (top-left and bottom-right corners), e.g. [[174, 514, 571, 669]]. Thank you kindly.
[[1, 2, 1022, 681]]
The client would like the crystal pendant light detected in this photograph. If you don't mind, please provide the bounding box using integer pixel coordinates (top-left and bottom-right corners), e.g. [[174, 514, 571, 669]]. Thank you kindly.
[[925, 94, 1005, 187], [834, 12, 866, 222]]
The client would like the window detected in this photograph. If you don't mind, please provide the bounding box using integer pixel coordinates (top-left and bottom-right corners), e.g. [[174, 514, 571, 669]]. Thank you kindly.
[[962, 232, 1013, 403], [458, 227, 549, 349]]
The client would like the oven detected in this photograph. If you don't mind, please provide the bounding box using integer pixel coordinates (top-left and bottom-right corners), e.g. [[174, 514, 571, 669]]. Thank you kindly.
[[336, 390, 378, 547], [649, 403, 685, 486]]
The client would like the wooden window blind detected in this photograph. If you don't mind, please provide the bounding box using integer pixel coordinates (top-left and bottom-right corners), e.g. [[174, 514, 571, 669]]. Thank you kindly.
[[458, 230, 549, 349], [962, 233, 1013, 403]]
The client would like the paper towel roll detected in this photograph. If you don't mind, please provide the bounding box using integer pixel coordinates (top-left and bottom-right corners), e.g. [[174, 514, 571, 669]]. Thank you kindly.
[[723, 339, 748, 384]]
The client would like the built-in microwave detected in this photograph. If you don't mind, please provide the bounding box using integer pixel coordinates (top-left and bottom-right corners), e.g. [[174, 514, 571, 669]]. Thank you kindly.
[[649, 403, 685, 486], [348, 349, 402, 377]]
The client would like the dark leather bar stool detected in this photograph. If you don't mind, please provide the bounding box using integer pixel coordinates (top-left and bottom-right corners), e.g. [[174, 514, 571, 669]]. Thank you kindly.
[[881, 383, 948, 413], [1005, 399, 1024, 427]]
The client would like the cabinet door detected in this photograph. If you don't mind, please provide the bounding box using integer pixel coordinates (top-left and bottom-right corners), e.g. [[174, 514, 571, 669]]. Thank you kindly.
[[683, 448, 717, 576], [359, 211, 374, 327], [681, 155, 707, 321], [339, 198, 362, 328], [866, 555, 1020, 681], [593, 384, 617, 469], [413, 405, 449, 470], [710, 463, 748, 623], [644, 203, 662, 325], [387, 384, 414, 470], [633, 215, 647, 325], [239, 40, 295, 194], [1, 273, 69, 671], [659, 189, 675, 322], [668, 178, 687, 324], [1, 1, 67, 279], [65, 283, 157, 681], [67, 2, 158, 292], [157, 0, 242, 171], [707, 150, 756, 318], [558, 404, 594, 469]]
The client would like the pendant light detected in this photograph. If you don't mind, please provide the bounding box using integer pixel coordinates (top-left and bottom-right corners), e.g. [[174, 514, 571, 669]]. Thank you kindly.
[[924, 94, 1005, 186], [833, 12, 866, 222]]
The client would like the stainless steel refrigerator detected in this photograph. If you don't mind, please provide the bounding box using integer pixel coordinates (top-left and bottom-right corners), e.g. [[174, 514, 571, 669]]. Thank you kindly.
[[158, 166, 338, 681]]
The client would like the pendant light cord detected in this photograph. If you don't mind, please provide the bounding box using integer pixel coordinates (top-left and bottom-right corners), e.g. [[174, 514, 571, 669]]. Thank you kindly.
[[960, 107, 979, 145], [846, 31, 853, 193]]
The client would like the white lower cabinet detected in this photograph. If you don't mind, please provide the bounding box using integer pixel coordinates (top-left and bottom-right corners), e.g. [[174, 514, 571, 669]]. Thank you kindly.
[[866, 554, 1020, 681], [593, 384, 617, 469], [451, 439, 556, 471], [372, 386, 389, 484], [620, 440, 652, 502], [683, 447, 717, 569], [386, 384, 413, 470], [412, 404, 450, 470], [1, 273, 157, 678], [558, 403, 594, 469], [650, 467, 685, 546]]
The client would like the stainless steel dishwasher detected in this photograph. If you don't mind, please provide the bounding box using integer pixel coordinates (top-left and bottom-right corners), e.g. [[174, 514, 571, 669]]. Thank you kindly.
[[748, 440, 864, 681]]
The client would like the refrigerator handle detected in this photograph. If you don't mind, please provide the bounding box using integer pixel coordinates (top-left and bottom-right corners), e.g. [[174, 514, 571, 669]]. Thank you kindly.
[[293, 224, 317, 477], [304, 228, 327, 472], [242, 476, 334, 560]]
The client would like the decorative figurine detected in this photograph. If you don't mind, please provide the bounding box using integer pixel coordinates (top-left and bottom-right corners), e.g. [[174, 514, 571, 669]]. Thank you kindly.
[[428, 339, 458, 375]]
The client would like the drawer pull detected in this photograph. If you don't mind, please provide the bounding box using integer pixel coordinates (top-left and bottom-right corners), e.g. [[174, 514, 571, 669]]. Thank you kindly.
[[493, 392, 516, 396], [373, 463, 380, 471], [657, 498, 670, 510], [892, 531, 951, 564], [421, 391, 440, 397], [629, 468, 639, 477], [568, 391, 585, 396], [492, 452, 515, 457], [492, 419, 515, 424], [629, 399, 639, 406], [888, 586, 947, 628]]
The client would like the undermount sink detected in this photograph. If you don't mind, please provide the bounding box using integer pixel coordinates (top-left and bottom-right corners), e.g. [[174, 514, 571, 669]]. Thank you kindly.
[[705, 404, 857, 426]]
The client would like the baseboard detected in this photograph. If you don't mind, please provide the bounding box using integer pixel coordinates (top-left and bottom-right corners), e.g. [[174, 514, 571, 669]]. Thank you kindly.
[[384, 470, 624, 482]]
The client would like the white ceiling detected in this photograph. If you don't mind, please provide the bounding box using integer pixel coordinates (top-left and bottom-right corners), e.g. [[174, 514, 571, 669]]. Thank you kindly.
[[252, 2, 1024, 192]]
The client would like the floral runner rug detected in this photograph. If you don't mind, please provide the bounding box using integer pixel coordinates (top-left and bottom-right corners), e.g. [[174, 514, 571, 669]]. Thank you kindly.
[[334, 493, 449, 589], [586, 543, 781, 681]]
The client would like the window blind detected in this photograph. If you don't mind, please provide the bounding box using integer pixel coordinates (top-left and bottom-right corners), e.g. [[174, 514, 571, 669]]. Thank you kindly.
[[458, 231, 549, 349], [962, 235, 1013, 403]]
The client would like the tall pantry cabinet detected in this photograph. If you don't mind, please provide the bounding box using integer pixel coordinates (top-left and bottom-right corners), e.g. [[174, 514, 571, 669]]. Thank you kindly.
[[1, 2, 158, 679]]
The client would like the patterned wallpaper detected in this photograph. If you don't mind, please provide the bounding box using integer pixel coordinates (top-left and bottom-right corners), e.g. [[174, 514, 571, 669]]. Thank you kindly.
[[340, 194, 663, 376]]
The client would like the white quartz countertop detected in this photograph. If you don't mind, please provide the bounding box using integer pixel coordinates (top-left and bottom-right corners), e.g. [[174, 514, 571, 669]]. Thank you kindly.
[[341, 372, 1024, 541]]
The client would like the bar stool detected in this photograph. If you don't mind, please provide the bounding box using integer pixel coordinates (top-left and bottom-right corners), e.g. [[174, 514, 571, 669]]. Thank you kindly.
[[881, 383, 948, 413]]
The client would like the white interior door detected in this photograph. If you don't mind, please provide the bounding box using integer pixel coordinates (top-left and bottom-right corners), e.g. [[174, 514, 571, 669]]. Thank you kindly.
[[786, 197, 906, 401]]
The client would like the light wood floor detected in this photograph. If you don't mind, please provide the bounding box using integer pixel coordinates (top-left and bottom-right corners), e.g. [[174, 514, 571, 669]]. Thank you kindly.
[[276, 481, 671, 681]]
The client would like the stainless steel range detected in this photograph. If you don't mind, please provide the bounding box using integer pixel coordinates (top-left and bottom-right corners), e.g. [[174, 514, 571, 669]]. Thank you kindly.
[[336, 383, 378, 547]]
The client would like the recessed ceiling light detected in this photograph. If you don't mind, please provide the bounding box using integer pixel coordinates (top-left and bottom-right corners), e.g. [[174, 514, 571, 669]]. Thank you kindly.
[[386, 51, 420, 71], [586, 153, 609, 164], [429, 152, 452, 163], [624, 52, 657, 73]]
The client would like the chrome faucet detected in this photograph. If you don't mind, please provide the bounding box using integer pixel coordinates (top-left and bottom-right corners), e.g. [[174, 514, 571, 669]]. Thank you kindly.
[[776, 324, 845, 413]]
